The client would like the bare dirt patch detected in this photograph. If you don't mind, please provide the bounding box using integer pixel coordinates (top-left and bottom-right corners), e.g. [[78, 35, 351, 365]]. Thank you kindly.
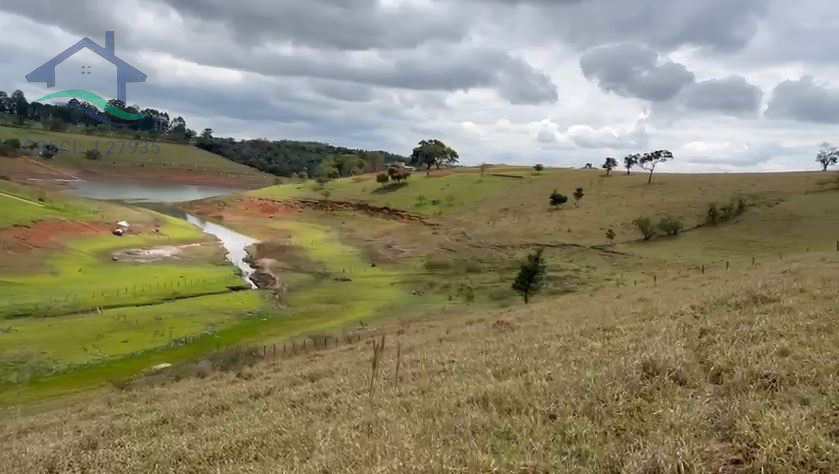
[[112, 243, 202, 263], [0, 220, 110, 253]]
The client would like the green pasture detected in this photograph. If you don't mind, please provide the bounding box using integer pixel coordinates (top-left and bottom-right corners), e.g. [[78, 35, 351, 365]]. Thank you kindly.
[[0, 180, 95, 228]]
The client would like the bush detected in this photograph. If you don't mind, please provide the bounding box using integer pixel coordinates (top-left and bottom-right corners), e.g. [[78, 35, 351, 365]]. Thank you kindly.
[[657, 216, 684, 236], [533, 164, 544, 174], [707, 198, 748, 226], [605, 229, 616, 241], [84, 149, 102, 161], [549, 190, 568, 208], [3, 138, 21, 149], [633, 217, 656, 240], [0, 144, 15, 157]]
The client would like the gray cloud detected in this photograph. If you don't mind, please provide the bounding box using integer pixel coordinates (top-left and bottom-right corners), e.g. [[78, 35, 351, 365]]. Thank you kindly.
[[678, 76, 763, 117], [580, 43, 694, 101], [765, 76, 839, 124]]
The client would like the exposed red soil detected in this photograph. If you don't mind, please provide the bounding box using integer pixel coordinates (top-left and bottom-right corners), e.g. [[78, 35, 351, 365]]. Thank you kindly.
[[0, 220, 112, 253]]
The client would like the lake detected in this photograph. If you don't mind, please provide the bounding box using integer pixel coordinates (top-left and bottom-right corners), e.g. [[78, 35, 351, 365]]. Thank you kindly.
[[64, 180, 259, 287]]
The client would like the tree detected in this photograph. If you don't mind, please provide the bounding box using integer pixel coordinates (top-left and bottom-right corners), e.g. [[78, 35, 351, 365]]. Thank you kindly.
[[410, 139, 459, 173], [639, 150, 673, 184], [201, 128, 214, 140], [40, 144, 59, 160], [480, 163, 489, 176], [657, 216, 684, 236], [816, 142, 839, 172], [602, 157, 618, 176], [624, 153, 640, 176], [549, 190, 568, 208], [376, 172, 390, 185], [633, 217, 656, 240], [573, 187, 584, 207], [534, 163, 544, 174], [3, 138, 21, 150], [606, 229, 616, 241], [11, 90, 28, 125], [512, 248, 546, 304]]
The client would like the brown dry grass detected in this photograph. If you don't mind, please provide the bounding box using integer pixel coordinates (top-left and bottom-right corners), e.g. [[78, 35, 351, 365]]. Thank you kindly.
[[2, 253, 838, 473]]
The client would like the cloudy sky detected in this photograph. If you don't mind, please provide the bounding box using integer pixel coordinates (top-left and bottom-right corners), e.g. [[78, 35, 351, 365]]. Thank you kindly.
[[2, 0, 839, 172]]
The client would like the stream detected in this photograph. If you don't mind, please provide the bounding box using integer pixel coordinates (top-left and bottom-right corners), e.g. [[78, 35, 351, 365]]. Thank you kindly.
[[64, 180, 260, 287]]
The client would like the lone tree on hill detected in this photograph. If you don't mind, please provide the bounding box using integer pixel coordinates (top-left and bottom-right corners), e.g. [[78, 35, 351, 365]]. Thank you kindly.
[[410, 139, 459, 174], [534, 163, 544, 174], [512, 248, 546, 304], [624, 153, 640, 175], [573, 187, 585, 207], [602, 157, 618, 176], [639, 149, 673, 184], [816, 142, 839, 172], [549, 190, 568, 208]]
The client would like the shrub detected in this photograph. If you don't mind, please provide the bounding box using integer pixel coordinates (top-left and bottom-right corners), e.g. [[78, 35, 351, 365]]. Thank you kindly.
[[549, 190, 568, 208], [707, 198, 748, 226], [573, 187, 584, 207], [84, 149, 102, 161], [657, 216, 684, 236], [633, 217, 656, 240], [605, 229, 616, 241], [3, 138, 21, 149], [706, 204, 720, 226], [533, 164, 544, 174]]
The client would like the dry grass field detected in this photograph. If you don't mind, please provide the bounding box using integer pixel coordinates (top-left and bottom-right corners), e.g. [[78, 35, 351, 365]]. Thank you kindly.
[[2, 252, 838, 473], [3, 164, 839, 473]]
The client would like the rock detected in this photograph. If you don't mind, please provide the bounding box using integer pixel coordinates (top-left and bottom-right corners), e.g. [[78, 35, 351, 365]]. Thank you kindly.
[[250, 271, 277, 289]]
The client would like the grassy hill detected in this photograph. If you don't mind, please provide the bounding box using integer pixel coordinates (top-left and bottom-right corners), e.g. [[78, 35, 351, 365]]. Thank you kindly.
[[3, 165, 839, 472], [0, 126, 274, 187]]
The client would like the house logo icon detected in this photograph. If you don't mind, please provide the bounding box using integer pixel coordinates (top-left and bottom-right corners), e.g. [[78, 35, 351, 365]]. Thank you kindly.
[[26, 31, 146, 120]]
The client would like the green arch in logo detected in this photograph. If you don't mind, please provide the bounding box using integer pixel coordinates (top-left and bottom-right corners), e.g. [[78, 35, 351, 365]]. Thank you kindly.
[[35, 89, 144, 121]]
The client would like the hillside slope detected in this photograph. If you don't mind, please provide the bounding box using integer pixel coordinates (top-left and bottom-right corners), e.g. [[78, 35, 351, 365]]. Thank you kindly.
[[2, 252, 837, 473], [0, 126, 274, 187]]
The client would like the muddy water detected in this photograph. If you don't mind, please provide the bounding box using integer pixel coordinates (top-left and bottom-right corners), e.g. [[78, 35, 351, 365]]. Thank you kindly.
[[184, 213, 258, 288], [65, 180, 260, 287]]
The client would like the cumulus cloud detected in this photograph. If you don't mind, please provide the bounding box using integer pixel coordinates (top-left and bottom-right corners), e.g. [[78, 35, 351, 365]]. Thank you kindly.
[[580, 43, 694, 101], [580, 44, 763, 117], [676, 76, 763, 117], [765, 76, 839, 124]]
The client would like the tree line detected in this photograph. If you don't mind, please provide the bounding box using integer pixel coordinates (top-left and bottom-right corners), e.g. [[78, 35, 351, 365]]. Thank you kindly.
[[0, 89, 196, 142]]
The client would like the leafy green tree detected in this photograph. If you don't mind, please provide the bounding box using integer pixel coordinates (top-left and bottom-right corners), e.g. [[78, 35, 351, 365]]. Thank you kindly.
[[602, 157, 618, 176], [410, 139, 459, 173], [549, 190, 568, 208], [512, 248, 546, 304], [639, 150, 674, 184], [201, 128, 214, 140], [534, 163, 544, 174], [633, 217, 656, 240], [816, 142, 839, 172], [657, 216, 684, 236], [3, 138, 21, 149], [624, 153, 640, 175], [11, 90, 27, 125]]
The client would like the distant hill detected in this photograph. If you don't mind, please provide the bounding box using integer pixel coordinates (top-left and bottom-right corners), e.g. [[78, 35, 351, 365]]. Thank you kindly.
[[196, 137, 407, 179], [0, 126, 274, 188]]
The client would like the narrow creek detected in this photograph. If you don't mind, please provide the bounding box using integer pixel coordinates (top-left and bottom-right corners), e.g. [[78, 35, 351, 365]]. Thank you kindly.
[[64, 180, 260, 287]]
